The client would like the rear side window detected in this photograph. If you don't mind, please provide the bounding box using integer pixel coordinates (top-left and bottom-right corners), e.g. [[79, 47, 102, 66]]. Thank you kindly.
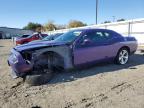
[[104, 32, 110, 37], [84, 31, 112, 43]]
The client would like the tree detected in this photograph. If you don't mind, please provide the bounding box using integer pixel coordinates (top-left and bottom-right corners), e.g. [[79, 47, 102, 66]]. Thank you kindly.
[[117, 19, 125, 22], [44, 21, 57, 31], [36, 26, 44, 33], [23, 22, 42, 31], [68, 20, 87, 28], [56, 24, 66, 30], [103, 21, 111, 24]]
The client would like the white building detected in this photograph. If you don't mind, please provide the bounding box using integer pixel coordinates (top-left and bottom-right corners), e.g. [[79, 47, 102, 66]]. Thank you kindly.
[[0, 27, 34, 39]]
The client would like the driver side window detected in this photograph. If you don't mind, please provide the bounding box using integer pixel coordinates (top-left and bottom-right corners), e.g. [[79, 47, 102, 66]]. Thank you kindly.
[[77, 31, 112, 48], [84, 31, 112, 43]]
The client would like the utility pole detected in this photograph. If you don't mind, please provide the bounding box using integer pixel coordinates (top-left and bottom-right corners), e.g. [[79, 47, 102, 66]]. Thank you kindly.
[[96, 0, 98, 25]]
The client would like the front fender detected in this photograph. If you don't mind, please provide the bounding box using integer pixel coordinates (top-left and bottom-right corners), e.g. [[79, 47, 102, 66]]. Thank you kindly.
[[33, 45, 74, 69]]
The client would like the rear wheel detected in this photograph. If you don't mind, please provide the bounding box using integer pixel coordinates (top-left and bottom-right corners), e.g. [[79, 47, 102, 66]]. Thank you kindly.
[[115, 48, 129, 65]]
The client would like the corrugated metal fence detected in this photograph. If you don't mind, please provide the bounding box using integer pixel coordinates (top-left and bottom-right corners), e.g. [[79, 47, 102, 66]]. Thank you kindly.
[[45, 18, 144, 44]]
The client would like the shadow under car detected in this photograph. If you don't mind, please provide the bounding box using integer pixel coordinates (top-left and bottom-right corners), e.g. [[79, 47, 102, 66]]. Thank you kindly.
[[49, 53, 144, 84]]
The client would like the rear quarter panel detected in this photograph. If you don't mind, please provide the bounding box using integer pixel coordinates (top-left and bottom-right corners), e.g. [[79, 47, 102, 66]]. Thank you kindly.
[[113, 36, 138, 55], [124, 37, 138, 53]]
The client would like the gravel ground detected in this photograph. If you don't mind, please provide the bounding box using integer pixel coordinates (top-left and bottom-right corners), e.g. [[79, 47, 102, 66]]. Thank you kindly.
[[0, 39, 144, 108]]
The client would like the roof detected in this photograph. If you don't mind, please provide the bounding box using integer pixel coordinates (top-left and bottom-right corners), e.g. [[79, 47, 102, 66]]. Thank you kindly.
[[70, 28, 111, 32]]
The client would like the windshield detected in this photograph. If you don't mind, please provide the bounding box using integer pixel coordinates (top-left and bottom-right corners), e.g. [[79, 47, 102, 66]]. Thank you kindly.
[[53, 30, 82, 43], [27, 34, 33, 38], [22, 35, 29, 38], [42, 33, 62, 41], [43, 35, 54, 41]]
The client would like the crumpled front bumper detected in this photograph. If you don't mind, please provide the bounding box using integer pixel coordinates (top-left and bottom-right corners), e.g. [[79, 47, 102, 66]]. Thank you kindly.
[[8, 48, 33, 78]]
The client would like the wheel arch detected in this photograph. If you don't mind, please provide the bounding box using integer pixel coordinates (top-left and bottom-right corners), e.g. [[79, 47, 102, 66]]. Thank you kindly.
[[118, 46, 130, 54], [39, 51, 65, 69]]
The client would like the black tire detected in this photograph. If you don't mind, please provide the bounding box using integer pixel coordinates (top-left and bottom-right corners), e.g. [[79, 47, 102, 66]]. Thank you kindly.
[[24, 54, 54, 86], [24, 72, 53, 86], [115, 48, 129, 65]]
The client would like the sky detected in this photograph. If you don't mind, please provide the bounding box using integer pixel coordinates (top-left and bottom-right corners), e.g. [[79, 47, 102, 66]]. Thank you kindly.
[[0, 0, 144, 28]]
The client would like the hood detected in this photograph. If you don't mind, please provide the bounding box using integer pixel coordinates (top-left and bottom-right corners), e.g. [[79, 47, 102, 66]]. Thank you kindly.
[[14, 41, 68, 52], [29, 40, 43, 43]]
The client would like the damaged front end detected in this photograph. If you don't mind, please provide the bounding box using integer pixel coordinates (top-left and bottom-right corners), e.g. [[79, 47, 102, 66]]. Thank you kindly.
[[8, 48, 33, 78], [8, 49, 50, 79], [8, 40, 74, 79]]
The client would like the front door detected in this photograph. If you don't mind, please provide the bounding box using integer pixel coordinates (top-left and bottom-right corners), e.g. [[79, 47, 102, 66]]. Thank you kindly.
[[73, 30, 115, 65]]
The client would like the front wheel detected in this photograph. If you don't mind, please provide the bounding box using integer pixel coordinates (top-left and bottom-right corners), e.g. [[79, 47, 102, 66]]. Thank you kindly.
[[115, 48, 129, 65], [24, 55, 54, 86], [24, 72, 53, 86]]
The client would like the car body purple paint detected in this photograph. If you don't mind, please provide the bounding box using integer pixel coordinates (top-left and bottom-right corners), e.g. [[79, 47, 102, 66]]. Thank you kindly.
[[8, 29, 138, 78]]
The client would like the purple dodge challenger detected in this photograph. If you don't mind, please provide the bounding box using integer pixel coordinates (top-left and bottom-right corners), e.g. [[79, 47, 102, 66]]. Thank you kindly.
[[8, 29, 137, 85]]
